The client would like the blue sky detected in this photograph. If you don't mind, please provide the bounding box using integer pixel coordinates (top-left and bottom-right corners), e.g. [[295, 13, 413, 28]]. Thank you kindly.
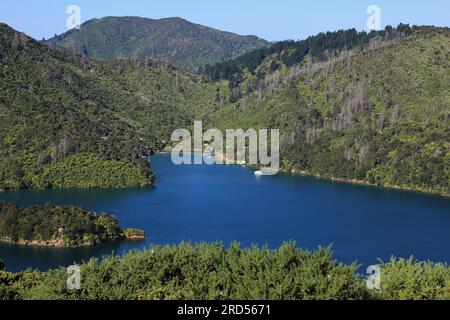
[[1, 0, 449, 41]]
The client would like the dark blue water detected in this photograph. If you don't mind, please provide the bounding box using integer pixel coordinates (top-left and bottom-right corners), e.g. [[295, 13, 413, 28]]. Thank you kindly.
[[0, 153, 449, 272]]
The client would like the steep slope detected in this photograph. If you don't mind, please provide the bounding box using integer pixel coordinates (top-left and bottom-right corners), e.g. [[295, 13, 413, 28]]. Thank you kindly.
[[45, 16, 269, 72], [2, 22, 449, 195], [0, 23, 205, 190], [201, 26, 450, 195]]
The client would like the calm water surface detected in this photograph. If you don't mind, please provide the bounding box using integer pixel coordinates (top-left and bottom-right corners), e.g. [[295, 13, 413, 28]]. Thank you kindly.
[[0, 153, 449, 272]]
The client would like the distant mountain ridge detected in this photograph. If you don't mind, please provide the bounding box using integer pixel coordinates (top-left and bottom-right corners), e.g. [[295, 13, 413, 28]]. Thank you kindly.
[[45, 16, 269, 71]]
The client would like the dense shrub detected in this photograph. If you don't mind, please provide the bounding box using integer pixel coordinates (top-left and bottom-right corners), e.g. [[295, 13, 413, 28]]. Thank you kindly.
[[0, 243, 448, 300], [374, 258, 450, 300], [0, 202, 125, 246], [203, 24, 415, 83], [40, 154, 151, 189]]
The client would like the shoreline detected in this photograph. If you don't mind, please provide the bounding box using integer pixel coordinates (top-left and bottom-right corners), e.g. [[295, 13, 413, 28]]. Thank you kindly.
[[155, 147, 449, 198], [0, 236, 145, 249], [0, 238, 94, 248], [285, 168, 450, 198]]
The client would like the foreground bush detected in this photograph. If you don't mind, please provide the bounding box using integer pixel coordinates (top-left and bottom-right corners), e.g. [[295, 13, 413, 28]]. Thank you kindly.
[[0, 242, 448, 300], [374, 258, 450, 300]]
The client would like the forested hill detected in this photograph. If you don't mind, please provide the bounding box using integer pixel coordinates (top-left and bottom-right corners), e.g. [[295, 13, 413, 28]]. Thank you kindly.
[[0, 23, 207, 191], [0, 202, 145, 247], [45, 16, 269, 72], [201, 25, 450, 195], [202, 24, 416, 85], [1, 22, 449, 195]]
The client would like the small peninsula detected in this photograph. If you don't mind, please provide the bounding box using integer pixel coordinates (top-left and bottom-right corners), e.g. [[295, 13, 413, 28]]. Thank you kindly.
[[0, 203, 145, 247]]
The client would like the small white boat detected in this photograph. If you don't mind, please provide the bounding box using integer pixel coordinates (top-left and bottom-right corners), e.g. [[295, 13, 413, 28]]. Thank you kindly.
[[254, 168, 278, 176]]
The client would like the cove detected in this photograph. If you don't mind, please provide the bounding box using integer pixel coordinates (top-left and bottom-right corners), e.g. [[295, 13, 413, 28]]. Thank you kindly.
[[0, 153, 449, 272]]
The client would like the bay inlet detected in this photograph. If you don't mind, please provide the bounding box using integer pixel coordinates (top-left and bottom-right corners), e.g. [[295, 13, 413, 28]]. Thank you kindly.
[[0, 153, 449, 272]]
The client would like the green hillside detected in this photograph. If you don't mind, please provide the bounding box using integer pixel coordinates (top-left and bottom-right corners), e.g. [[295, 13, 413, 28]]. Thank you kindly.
[[200, 26, 450, 195], [0, 23, 203, 190], [1, 22, 449, 195], [45, 16, 269, 72]]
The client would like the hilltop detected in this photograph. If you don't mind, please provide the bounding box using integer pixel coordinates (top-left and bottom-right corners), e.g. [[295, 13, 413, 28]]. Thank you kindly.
[[45, 16, 269, 72]]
